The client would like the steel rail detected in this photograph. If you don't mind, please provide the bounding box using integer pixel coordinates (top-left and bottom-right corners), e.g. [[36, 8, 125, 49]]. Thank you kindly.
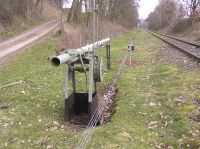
[[155, 32, 200, 47], [149, 32, 200, 62]]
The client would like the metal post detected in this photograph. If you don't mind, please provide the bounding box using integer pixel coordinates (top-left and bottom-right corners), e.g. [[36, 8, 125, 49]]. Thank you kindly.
[[96, 4, 99, 42], [60, 0, 64, 33], [88, 57, 94, 102], [87, 0, 96, 103], [93, 0, 96, 43], [64, 64, 69, 99], [106, 44, 111, 69], [64, 64, 69, 122], [71, 65, 76, 93]]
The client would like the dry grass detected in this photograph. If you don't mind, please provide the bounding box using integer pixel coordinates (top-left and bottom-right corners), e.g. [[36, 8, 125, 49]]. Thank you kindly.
[[56, 21, 129, 52], [160, 19, 200, 42], [59, 24, 91, 49], [99, 20, 129, 39], [43, 0, 62, 18], [0, 0, 61, 40]]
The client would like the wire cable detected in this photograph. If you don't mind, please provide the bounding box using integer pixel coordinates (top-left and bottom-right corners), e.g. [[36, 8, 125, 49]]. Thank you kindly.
[[75, 52, 128, 149]]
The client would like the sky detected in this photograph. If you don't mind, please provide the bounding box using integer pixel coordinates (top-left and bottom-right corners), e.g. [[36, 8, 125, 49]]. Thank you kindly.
[[139, 0, 159, 19], [63, 0, 72, 8], [63, 0, 159, 20]]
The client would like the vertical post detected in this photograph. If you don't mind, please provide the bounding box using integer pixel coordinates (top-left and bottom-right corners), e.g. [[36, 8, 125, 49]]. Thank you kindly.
[[60, 0, 64, 33], [93, 0, 96, 43], [64, 64, 69, 99], [93, 0, 99, 56], [96, 4, 99, 42], [41, 0, 43, 15], [88, 0, 96, 103], [88, 57, 94, 102], [64, 64, 69, 121], [106, 44, 111, 69], [64, 64, 70, 121], [71, 66, 76, 93], [27, 0, 30, 21]]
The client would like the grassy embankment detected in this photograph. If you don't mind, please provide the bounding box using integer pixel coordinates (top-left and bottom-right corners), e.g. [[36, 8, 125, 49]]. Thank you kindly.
[[0, 0, 60, 41], [0, 30, 199, 148], [0, 17, 53, 41]]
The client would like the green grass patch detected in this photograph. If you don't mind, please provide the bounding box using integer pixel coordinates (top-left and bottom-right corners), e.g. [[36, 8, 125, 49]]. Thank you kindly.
[[0, 30, 199, 148]]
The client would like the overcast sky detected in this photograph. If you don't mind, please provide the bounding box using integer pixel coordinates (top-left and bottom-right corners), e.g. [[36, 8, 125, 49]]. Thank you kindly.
[[63, 0, 72, 8], [63, 0, 159, 20], [139, 0, 159, 19]]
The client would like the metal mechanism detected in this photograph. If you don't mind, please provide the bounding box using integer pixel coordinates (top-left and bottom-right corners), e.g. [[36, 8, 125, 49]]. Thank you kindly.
[[127, 44, 135, 51], [126, 43, 135, 66], [92, 0, 98, 43], [50, 0, 112, 122], [50, 38, 111, 121], [75, 52, 129, 149], [126, 35, 135, 66]]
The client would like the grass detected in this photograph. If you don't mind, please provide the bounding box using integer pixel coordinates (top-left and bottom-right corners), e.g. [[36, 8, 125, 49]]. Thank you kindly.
[[0, 17, 52, 41], [0, 30, 200, 148]]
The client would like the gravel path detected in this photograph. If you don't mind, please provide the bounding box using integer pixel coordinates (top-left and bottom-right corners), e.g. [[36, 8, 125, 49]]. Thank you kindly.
[[0, 20, 59, 66]]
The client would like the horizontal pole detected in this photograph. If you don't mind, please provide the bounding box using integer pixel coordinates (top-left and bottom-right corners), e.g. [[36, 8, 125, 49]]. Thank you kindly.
[[51, 53, 72, 67], [51, 38, 110, 67]]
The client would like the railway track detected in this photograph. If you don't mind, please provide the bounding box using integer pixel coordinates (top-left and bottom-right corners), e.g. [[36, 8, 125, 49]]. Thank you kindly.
[[149, 32, 200, 62]]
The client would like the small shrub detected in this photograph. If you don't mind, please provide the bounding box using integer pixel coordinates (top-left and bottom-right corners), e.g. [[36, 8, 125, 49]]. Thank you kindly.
[[56, 21, 129, 52]]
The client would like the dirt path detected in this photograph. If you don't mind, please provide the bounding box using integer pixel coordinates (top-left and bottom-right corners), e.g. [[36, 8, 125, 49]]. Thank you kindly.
[[0, 20, 59, 65]]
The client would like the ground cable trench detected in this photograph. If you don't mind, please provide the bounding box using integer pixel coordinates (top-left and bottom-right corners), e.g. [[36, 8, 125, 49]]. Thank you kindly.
[[75, 52, 129, 149]]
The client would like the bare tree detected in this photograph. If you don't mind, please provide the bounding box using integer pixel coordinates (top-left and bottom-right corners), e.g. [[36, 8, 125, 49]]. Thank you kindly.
[[65, 0, 139, 28], [67, 0, 83, 23], [177, 3, 186, 20], [147, 0, 178, 30], [182, 0, 200, 23]]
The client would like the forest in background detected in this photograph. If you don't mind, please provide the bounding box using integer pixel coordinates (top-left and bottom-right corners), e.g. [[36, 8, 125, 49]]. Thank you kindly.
[[0, 0, 139, 48], [0, 0, 45, 26], [57, 0, 139, 50], [0, 0, 139, 29], [65, 0, 139, 28], [146, 0, 200, 33]]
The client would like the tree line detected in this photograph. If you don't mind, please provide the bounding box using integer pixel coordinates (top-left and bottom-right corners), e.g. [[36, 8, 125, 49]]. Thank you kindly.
[[66, 0, 139, 28], [146, 0, 200, 30], [0, 0, 139, 29], [0, 0, 44, 25]]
